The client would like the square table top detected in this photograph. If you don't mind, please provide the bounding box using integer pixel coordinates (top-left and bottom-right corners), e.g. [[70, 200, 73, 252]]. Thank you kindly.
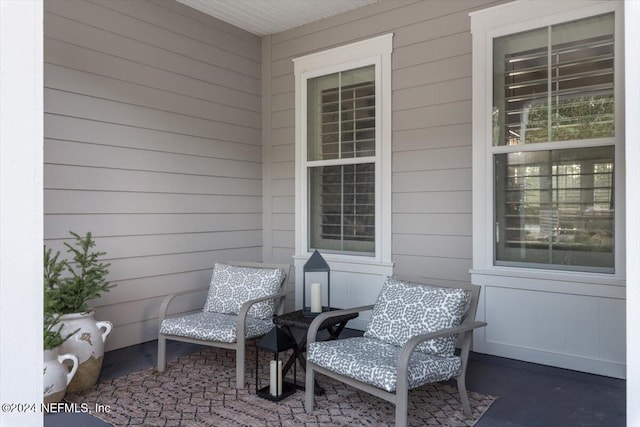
[[273, 309, 358, 331]]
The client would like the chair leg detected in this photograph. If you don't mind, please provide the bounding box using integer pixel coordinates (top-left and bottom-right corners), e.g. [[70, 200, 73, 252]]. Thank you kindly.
[[395, 387, 409, 427], [157, 335, 166, 372], [457, 375, 472, 417], [304, 364, 315, 412], [236, 348, 245, 389]]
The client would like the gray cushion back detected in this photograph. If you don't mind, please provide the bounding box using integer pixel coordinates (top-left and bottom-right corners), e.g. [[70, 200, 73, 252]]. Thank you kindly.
[[363, 277, 470, 357], [204, 263, 286, 319]]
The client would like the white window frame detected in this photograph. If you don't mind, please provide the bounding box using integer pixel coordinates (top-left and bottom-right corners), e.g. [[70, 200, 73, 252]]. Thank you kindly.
[[470, 1, 626, 289], [293, 34, 393, 267]]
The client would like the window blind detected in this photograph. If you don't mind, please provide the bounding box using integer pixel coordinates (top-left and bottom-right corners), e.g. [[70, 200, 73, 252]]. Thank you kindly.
[[306, 64, 376, 253], [493, 13, 616, 271], [319, 81, 376, 159], [496, 146, 615, 270], [318, 79, 375, 245], [498, 16, 615, 146], [317, 164, 375, 243]]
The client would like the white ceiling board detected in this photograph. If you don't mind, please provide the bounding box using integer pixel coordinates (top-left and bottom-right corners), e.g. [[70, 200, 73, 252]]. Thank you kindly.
[[175, 0, 380, 36]]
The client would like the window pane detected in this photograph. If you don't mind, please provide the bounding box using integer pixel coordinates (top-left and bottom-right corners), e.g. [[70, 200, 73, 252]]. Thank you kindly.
[[493, 13, 614, 146], [307, 65, 375, 161], [495, 146, 614, 271], [551, 15, 615, 141], [309, 163, 375, 254]]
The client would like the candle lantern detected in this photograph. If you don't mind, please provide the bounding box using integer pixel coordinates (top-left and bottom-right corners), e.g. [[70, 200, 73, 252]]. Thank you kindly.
[[303, 250, 331, 317], [255, 325, 297, 401]]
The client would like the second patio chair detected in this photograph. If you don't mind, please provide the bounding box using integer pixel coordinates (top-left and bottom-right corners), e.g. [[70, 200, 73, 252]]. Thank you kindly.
[[157, 262, 290, 388], [304, 277, 486, 426]]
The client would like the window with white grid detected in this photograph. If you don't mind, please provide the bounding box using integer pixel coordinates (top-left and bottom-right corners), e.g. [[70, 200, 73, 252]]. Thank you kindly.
[[307, 66, 376, 254], [489, 11, 621, 273], [294, 34, 392, 261]]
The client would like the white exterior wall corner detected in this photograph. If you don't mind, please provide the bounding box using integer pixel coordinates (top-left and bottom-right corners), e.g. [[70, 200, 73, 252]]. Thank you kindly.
[[0, 1, 44, 426], [625, 0, 640, 424]]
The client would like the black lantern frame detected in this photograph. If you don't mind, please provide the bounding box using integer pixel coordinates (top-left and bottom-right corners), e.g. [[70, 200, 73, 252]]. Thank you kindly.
[[302, 250, 331, 318], [255, 326, 298, 401]]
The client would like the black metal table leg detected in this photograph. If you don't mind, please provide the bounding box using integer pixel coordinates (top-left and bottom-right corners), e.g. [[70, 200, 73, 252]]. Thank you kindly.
[[272, 309, 359, 396]]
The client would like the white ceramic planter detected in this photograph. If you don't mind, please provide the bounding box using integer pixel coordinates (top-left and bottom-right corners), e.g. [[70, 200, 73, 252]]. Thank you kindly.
[[59, 310, 112, 392], [43, 348, 78, 404]]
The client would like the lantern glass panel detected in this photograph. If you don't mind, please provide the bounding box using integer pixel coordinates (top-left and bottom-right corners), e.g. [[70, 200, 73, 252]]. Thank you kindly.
[[303, 250, 331, 317]]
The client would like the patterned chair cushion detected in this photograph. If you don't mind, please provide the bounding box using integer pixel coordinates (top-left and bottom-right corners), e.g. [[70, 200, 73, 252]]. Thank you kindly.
[[159, 312, 274, 343], [363, 277, 470, 357], [307, 337, 462, 393], [204, 263, 286, 319]]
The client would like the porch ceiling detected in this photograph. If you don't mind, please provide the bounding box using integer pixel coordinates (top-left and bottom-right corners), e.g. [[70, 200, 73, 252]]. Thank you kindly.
[[175, 0, 380, 36]]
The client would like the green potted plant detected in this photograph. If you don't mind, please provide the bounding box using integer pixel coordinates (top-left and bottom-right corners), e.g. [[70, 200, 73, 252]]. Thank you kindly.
[[44, 231, 115, 392], [43, 313, 79, 404]]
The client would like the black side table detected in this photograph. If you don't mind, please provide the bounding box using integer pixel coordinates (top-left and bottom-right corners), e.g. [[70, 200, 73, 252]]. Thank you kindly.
[[273, 308, 358, 394]]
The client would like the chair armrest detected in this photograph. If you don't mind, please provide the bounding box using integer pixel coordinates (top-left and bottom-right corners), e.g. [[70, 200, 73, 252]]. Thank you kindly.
[[236, 291, 289, 342], [158, 288, 208, 325], [404, 321, 487, 349], [307, 305, 374, 346], [238, 291, 289, 319], [397, 321, 487, 382]]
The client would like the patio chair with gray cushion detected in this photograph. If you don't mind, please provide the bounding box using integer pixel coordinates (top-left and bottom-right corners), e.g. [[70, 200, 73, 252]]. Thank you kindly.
[[305, 277, 486, 426], [157, 262, 290, 388]]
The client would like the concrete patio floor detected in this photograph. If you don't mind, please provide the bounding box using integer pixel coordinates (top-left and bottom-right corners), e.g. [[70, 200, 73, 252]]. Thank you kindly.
[[45, 333, 625, 427]]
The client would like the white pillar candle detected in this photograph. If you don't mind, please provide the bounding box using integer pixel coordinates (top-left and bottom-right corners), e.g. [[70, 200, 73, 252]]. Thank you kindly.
[[269, 359, 283, 396], [310, 282, 322, 313]]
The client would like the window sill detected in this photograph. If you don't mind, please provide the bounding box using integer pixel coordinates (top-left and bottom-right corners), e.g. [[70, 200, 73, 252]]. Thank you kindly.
[[470, 266, 625, 299], [294, 253, 394, 275]]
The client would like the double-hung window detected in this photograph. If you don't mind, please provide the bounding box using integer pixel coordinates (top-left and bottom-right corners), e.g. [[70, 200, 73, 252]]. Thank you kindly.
[[294, 34, 392, 263], [307, 66, 376, 255], [470, 0, 626, 380], [472, 1, 624, 276]]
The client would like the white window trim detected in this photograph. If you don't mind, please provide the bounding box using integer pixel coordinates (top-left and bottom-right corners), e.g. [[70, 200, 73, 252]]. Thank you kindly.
[[293, 34, 393, 267], [625, 0, 640, 421], [470, 1, 626, 290]]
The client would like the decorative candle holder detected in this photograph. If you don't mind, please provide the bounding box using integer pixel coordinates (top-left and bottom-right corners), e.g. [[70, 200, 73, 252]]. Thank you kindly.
[[255, 326, 298, 401], [303, 250, 331, 317]]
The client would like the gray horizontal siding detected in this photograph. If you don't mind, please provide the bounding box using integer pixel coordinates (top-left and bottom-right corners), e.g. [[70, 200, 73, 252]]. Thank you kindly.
[[45, 88, 260, 144], [45, 191, 261, 214], [45, 115, 262, 161], [45, 213, 262, 238], [45, 11, 259, 93], [45, 164, 262, 195], [393, 213, 472, 236], [45, 63, 260, 129], [100, 248, 262, 286], [393, 191, 472, 213], [393, 169, 472, 192], [45, 38, 260, 112], [44, 0, 262, 350], [45, 231, 263, 261], [264, 0, 500, 288], [46, 140, 262, 180], [394, 254, 472, 283]]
